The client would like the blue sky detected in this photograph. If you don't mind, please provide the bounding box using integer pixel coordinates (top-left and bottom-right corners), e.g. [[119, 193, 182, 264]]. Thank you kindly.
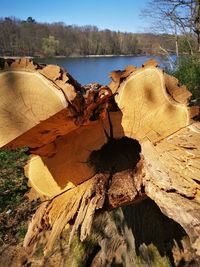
[[0, 0, 149, 33]]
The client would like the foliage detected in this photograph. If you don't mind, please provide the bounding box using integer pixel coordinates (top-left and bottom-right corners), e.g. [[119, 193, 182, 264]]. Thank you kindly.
[[178, 35, 197, 54], [0, 16, 177, 57], [172, 55, 200, 106], [42, 35, 59, 57]]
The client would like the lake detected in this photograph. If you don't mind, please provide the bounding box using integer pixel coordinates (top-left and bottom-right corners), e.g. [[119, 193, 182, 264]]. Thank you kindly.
[[35, 55, 175, 85]]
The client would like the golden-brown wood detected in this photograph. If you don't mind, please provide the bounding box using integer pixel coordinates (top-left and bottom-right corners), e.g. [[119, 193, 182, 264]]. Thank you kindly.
[[0, 70, 67, 147], [114, 65, 191, 142], [0, 58, 199, 259], [0, 58, 80, 149], [24, 155, 75, 197], [0, 57, 112, 195]]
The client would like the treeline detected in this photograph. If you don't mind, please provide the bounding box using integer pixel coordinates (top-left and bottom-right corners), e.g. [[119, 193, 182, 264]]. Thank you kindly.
[[0, 17, 177, 57]]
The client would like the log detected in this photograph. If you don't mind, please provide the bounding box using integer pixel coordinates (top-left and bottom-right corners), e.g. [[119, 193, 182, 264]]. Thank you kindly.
[[0, 57, 200, 264], [0, 58, 112, 194]]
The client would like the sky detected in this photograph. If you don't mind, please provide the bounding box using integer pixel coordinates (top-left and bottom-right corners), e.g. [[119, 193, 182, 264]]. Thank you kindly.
[[0, 0, 150, 33]]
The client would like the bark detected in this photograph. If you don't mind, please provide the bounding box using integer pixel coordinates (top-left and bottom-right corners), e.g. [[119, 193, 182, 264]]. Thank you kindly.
[[0, 57, 200, 265]]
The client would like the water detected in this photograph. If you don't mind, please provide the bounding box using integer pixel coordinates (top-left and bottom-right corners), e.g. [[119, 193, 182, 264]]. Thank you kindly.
[[35, 55, 174, 85]]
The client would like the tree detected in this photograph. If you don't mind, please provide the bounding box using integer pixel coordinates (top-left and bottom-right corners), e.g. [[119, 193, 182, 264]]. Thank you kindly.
[[0, 16, 192, 57], [0, 17, 19, 56], [42, 35, 59, 57], [26, 16, 36, 24], [143, 0, 200, 54], [20, 17, 38, 56], [193, 0, 200, 51]]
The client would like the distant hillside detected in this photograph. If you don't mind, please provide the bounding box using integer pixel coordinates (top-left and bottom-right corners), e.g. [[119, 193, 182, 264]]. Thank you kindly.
[[0, 17, 177, 57]]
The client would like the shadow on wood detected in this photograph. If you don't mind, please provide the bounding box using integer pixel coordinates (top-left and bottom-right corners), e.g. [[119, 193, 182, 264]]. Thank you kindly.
[[0, 58, 200, 266]]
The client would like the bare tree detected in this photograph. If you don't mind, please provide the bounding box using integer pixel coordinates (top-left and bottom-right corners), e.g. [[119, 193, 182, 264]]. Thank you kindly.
[[143, 0, 200, 54]]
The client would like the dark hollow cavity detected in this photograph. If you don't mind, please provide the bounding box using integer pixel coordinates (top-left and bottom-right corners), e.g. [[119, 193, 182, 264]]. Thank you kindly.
[[88, 137, 141, 174]]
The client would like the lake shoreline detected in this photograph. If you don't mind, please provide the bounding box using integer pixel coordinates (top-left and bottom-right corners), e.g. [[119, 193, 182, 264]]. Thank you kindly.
[[0, 53, 168, 60]]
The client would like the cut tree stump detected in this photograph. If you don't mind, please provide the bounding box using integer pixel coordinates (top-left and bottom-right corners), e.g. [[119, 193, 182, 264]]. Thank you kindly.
[[0, 57, 200, 265]]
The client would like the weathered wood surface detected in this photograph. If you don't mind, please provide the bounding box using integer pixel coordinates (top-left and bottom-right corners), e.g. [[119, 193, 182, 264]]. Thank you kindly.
[[0, 57, 200, 261], [143, 123, 200, 255]]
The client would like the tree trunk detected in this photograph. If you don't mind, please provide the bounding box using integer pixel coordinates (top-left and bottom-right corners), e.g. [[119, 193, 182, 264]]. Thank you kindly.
[[0, 57, 200, 266]]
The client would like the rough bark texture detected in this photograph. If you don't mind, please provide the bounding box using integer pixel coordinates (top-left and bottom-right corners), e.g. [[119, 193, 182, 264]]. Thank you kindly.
[[0, 57, 200, 265]]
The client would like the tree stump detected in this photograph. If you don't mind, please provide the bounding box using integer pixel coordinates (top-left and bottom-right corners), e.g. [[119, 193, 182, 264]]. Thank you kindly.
[[0, 57, 200, 266]]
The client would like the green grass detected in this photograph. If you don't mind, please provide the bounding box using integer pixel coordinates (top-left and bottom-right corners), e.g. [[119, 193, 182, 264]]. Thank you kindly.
[[0, 148, 40, 245], [0, 148, 29, 212]]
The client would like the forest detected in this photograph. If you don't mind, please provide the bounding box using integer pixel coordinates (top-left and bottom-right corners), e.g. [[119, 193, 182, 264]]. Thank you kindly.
[[0, 16, 179, 57]]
